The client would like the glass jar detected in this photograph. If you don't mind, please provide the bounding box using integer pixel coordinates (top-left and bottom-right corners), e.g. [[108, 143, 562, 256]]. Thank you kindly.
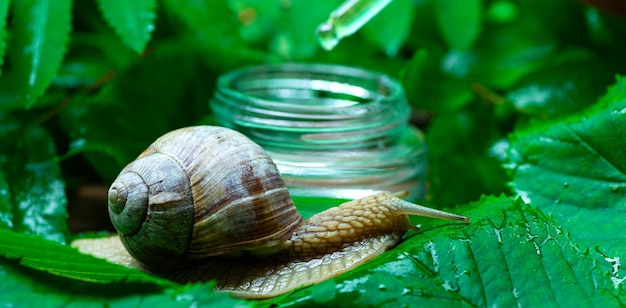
[[210, 63, 427, 202]]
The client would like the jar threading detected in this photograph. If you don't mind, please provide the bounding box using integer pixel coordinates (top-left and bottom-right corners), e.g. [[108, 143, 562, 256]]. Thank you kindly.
[[211, 64, 426, 200]]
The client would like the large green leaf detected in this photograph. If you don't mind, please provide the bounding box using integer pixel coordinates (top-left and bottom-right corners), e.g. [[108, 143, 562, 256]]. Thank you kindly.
[[0, 0, 10, 76], [0, 228, 173, 286], [507, 75, 626, 256], [434, 0, 482, 50], [0, 258, 247, 307], [95, 0, 157, 54], [271, 196, 623, 307], [0, 0, 72, 109], [0, 127, 68, 244]]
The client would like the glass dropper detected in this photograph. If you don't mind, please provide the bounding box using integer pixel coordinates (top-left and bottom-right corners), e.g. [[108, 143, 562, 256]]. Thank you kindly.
[[316, 0, 392, 50]]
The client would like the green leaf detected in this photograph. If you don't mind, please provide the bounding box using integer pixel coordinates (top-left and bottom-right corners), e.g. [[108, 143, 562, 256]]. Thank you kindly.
[[505, 57, 618, 119], [0, 0, 11, 76], [161, 0, 275, 67], [507, 75, 626, 256], [426, 100, 509, 207], [0, 228, 173, 286], [0, 229, 253, 306], [1, 127, 68, 244], [585, 8, 626, 48], [362, 0, 414, 57], [276, 0, 340, 60], [435, 0, 483, 50], [95, 0, 157, 54], [272, 196, 623, 307], [400, 48, 474, 113], [0, 259, 248, 307], [443, 28, 555, 89], [485, 0, 518, 24], [228, 0, 283, 43], [0, 0, 72, 109], [434, 6, 558, 90]]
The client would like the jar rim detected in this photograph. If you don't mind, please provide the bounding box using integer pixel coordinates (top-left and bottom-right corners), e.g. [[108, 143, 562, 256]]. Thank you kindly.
[[216, 63, 406, 109]]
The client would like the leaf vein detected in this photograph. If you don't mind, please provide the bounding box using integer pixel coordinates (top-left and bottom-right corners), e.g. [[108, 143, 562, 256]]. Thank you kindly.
[[565, 124, 626, 178]]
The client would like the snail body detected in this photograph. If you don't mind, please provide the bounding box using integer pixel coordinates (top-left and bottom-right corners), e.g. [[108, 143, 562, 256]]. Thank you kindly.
[[76, 126, 468, 299]]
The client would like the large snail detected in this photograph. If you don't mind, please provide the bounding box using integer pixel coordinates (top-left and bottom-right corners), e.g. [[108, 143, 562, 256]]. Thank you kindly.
[[73, 125, 468, 299]]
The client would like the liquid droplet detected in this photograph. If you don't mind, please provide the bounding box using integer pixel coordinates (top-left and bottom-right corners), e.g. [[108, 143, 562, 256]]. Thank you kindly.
[[563, 182, 569, 188], [378, 283, 387, 291], [316, 22, 338, 50], [612, 185, 619, 192]]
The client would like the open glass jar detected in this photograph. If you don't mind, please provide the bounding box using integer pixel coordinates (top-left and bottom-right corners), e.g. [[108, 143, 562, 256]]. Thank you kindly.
[[210, 63, 426, 201]]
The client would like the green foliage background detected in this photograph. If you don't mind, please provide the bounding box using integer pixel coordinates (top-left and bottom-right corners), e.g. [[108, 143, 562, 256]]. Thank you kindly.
[[1, 0, 626, 306]]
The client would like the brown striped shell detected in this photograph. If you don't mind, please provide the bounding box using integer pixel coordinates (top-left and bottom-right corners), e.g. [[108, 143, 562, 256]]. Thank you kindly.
[[107, 126, 303, 271]]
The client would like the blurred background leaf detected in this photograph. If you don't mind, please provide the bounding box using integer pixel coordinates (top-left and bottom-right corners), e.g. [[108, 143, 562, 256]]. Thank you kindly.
[[0, 0, 72, 109], [0, 125, 68, 244], [96, 0, 158, 54], [0, 0, 10, 75], [435, 0, 483, 50]]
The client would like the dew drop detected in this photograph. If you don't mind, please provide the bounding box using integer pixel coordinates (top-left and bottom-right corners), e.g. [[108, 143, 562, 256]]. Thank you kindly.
[[416, 289, 433, 298], [378, 283, 387, 291], [441, 280, 457, 292], [612, 185, 619, 192], [554, 199, 561, 204], [562, 182, 569, 188], [494, 228, 503, 244], [402, 287, 412, 295], [512, 288, 520, 299]]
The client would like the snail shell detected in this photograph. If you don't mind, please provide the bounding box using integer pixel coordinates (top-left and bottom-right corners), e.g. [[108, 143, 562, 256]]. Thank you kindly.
[[107, 126, 303, 270], [75, 125, 468, 299]]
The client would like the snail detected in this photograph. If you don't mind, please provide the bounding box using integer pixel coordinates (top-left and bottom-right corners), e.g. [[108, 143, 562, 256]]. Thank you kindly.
[[73, 125, 468, 299]]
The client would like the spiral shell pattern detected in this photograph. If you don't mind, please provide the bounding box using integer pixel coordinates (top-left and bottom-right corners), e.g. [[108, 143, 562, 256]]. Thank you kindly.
[[108, 126, 303, 270]]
